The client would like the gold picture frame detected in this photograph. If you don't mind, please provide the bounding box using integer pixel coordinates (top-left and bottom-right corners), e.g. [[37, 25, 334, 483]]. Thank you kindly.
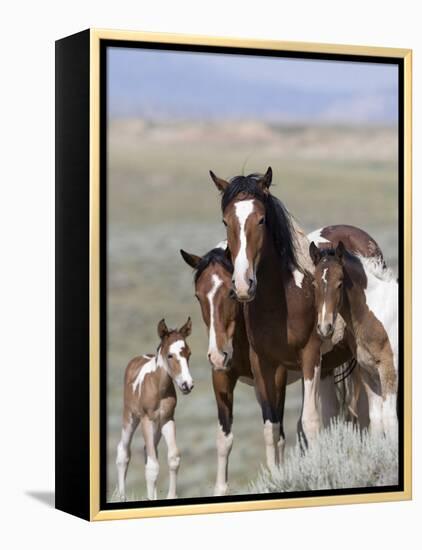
[[55, 28, 412, 521]]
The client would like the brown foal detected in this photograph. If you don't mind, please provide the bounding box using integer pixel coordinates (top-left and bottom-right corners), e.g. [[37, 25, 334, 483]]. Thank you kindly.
[[116, 318, 193, 501], [310, 242, 398, 436]]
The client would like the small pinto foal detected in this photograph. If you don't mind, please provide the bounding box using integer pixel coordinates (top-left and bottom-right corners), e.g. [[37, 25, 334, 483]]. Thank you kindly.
[[116, 318, 194, 501], [310, 242, 398, 436]]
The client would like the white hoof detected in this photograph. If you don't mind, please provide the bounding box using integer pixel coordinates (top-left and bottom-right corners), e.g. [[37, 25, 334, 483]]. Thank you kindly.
[[214, 484, 229, 496]]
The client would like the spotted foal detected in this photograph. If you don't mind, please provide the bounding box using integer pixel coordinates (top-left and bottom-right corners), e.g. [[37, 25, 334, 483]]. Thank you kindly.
[[310, 242, 398, 436], [116, 318, 193, 501]]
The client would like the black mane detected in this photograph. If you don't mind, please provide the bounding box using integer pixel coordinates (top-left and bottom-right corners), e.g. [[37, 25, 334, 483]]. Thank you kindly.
[[221, 173, 299, 271], [317, 246, 363, 271], [194, 247, 233, 283]]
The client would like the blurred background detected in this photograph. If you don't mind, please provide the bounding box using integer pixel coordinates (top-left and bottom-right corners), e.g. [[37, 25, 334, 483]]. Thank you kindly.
[[106, 46, 398, 501]]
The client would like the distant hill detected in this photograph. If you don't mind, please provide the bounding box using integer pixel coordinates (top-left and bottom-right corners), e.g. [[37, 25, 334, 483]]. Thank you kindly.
[[108, 48, 398, 124]]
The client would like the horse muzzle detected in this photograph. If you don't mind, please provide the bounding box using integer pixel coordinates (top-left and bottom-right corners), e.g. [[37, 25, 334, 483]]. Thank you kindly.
[[177, 378, 194, 394], [317, 322, 334, 340], [208, 349, 232, 371], [231, 276, 256, 302]]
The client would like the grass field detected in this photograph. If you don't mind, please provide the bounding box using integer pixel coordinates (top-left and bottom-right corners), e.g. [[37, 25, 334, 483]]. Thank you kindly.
[[106, 119, 398, 502]]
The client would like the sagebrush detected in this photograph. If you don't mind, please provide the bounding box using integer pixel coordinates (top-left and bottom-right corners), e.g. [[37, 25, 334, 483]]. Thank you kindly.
[[249, 420, 398, 493]]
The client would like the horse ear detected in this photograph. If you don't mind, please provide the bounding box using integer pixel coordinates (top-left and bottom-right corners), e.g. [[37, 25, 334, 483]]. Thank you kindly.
[[309, 241, 321, 265], [179, 317, 192, 338], [157, 318, 169, 339], [180, 249, 202, 269], [259, 167, 272, 190], [210, 170, 229, 192], [336, 241, 346, 262]]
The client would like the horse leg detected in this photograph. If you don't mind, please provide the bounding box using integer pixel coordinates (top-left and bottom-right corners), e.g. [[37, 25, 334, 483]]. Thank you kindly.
[[115, 412, 139, 501], [212, 369, 236, 496], [300, 334, 322, 445], [360, 368, 384, 435], [276, 365, 287, 463], [161, 419, 180, 499], [250, 348, 283, 474], [378, 357, 398, 437], [319, 372, 339, 427], [141, 416, 160, 500]]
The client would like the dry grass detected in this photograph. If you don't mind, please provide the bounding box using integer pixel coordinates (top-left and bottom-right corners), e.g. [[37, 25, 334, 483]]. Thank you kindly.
[[249, 420, 398, 493], [106, 119, 398, 501]]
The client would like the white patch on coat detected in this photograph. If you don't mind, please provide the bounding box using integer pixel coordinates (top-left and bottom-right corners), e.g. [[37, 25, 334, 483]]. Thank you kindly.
[[302, 365, 321, 442], [214, 424, 234, 496], [169, 340, 193, 387], [322, 268, 328, 287], [132, 356, 157, 395], [215, 240, 227, 250], [292, 269, 304, 288], [359, 256, 398, 373], [307, 228, 331, 246], [207, 274, 223, 356], [382, 393, 398, 435], [233, 199, 255, 287], [216, 424, 233, 456], [263, 420, 281, 473]]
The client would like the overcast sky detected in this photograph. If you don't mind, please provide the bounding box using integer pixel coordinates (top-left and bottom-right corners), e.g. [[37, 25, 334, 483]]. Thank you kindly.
[[108, 47, 398, 123]]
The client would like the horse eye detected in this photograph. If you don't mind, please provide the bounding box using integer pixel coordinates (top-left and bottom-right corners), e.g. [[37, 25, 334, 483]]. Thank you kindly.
[[337, 282, 343, 289], [258, 217, 265, 225], [167, 354, 173, 359], [222, 219, 227, 227]]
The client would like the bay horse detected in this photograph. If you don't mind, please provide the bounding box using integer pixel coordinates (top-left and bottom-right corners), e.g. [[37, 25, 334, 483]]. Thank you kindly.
[[116, 318, 193, 501], [181, 244, 300, 494], [310, 242, 398, 436], [210, 167, 321, 472]]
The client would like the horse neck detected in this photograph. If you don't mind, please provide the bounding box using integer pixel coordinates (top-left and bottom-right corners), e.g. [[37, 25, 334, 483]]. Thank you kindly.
[[258, 215, 312, 280], [156, 349, 174, 397], [290, 217, 314, 274], [339, 267, 368, 333], [232, 306, 249, 367], [258, 228, 288, 281]]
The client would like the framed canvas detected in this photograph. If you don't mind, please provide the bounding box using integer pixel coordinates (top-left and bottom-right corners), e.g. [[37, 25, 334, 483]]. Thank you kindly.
[[55, 28, 412, 521]]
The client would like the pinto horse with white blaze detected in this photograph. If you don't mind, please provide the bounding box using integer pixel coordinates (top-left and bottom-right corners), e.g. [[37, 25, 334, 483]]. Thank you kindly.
[[116, 318, 193, 501], [181, 245, 301, 494], [210, 167, 321, 471], [310, 242, 398, 436]]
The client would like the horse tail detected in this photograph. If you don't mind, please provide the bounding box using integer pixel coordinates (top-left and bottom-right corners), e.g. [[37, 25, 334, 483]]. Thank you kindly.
[[334, 359, 361, 420]]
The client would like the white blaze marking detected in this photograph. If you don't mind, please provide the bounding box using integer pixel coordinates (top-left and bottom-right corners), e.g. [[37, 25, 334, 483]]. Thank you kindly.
[[322, 268, 328, 286], [233, 199, 255, 287], [307, 228, 331, 246], [207, 274, 223, 356], [169, 339, 193, 387], [321, 301, 327, 322], [132, 356, 157, 395], [293, 269, 304, 288]]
